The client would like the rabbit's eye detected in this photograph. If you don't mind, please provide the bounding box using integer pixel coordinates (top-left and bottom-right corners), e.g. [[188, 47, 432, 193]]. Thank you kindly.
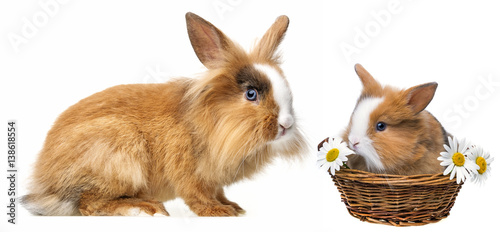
[[376, 122, 386, 131], [245, 88, 258, 101]]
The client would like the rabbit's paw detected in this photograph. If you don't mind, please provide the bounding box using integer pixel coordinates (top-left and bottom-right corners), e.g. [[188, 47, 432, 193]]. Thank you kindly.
[[195, 205, 238, 217], [126, 207, 149, 216], [125, 207, 169, 216], [221, 200, 245, 214]]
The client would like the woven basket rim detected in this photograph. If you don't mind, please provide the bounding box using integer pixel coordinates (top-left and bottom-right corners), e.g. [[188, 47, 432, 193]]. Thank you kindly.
[[331, 168, 457, 186]]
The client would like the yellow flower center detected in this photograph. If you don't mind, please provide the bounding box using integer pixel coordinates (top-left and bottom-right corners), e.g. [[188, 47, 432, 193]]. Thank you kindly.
[[452, 152, 465, 166], [476, 157, 487, 174], [326, 148, 339, 162]]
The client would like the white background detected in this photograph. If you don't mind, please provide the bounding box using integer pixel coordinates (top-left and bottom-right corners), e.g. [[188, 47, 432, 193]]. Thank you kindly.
[[1, 0, 499, 231]]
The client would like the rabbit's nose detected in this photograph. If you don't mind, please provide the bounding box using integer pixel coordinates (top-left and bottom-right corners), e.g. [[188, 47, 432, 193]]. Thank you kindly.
[[352, 142, 360, 148], [279, 114, 294, 129], [348, 136, 360, 149]]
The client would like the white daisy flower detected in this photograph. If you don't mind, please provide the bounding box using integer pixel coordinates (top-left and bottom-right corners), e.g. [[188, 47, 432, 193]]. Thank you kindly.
[[468, 145, 494, 185], [317, 137, 354, 174], [438, 136, 479, 184]]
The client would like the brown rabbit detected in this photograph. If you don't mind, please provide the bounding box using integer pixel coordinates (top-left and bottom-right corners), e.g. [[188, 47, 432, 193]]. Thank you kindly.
[[22, 12, 306, 216], [342, 64, 447, 175]]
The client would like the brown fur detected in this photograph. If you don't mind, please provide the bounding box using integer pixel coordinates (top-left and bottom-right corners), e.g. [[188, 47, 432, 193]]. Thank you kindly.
[[22, 13, 306, 216], [343, 64, 445, 175]]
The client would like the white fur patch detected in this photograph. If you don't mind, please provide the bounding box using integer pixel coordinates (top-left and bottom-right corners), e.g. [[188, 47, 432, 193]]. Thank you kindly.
[[23, 195, 79, 216], [124, 207, 168, 216], [57, 200, 79, 216], [253, 63, 294, 140], [153, 212, 168, 217], [127, 207, 151, 216], [348, 97, 385, 171]]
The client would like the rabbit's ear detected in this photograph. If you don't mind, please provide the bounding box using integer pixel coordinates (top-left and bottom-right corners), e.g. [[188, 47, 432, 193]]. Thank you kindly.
[[405, 82, 438, 114], [252, 15, 289, 63], [186, 12, 231, 69], [354, 64, 383, 95]]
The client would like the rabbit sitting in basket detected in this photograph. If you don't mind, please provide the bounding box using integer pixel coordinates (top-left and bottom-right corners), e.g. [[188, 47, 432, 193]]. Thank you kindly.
[[341, 64, 448, 175]]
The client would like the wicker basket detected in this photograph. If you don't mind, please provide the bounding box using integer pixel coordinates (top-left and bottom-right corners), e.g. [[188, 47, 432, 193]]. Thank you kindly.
[[329, 169, 463, 226], [319, 139, 463, 226]]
